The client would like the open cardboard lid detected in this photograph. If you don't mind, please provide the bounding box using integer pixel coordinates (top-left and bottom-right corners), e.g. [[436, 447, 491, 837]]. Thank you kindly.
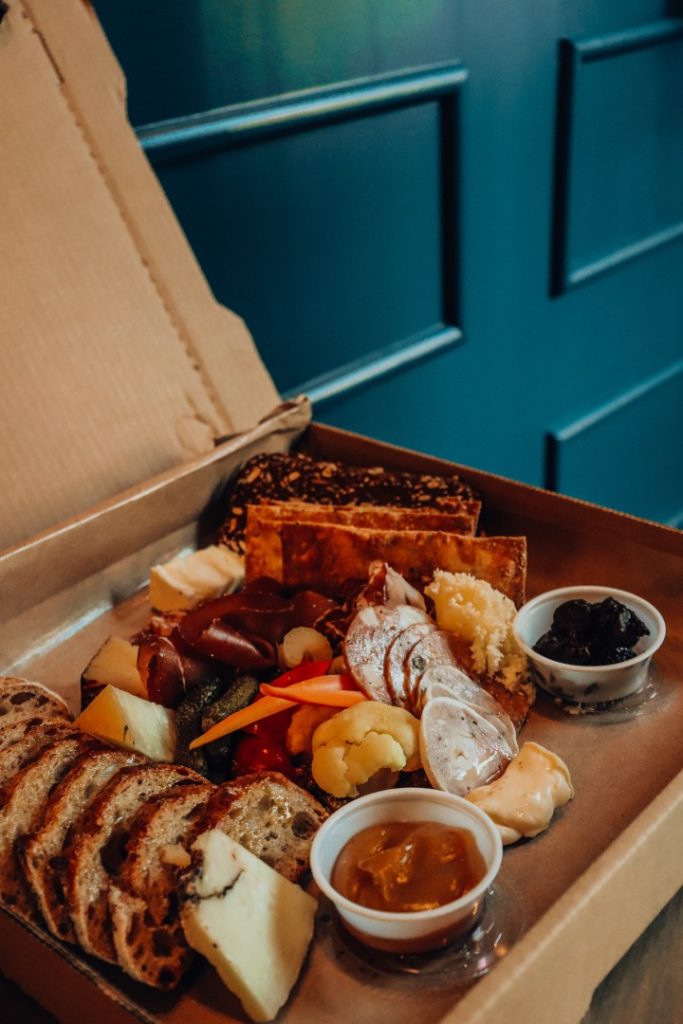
[[0, 0, 281, 551]]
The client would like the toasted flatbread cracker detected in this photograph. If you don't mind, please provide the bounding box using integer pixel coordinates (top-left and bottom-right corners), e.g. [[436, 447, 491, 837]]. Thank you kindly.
[[280, 522, 527, 607], [245, 500, 481, 581]]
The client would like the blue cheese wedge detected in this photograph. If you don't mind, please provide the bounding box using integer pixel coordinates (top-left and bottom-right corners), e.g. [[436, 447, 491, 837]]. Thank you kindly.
[[180, 829, 317, 1023], [75, 685, 176, 761], [149, 545, 244, 612]]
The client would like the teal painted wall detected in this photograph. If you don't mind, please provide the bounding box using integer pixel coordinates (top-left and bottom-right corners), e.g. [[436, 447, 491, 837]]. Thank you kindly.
[[94, 0, 683, 526]]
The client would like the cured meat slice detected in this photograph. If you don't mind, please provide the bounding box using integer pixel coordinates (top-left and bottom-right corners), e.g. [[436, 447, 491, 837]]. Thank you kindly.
[[357, 561, 426, 612], [403, 631, 468, 714], [420, 666, 519, 755], [344, 604, 431, 703], [419, 696, 515, 796], [384, 622, 436, 707]]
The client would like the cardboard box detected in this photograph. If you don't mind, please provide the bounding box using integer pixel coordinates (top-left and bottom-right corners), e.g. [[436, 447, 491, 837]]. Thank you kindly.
[[0, 3, 681, 1023]]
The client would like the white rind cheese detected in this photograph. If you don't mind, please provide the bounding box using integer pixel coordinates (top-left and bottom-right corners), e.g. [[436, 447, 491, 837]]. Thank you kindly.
[[466, 741, 574, 844], [180, 829, 317, 1023], [75, 684, 177, 762], [149, 545, 244, 612]]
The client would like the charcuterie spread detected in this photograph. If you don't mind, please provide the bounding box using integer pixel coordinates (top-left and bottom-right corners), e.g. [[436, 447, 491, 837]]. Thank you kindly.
[[12, 448, 664, 1023]]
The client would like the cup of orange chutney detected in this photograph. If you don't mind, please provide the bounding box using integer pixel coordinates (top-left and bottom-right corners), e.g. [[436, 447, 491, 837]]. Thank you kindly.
[[310, 788, 503, 954]]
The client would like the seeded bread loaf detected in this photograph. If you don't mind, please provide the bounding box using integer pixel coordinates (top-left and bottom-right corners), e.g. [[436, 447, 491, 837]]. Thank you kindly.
[[0, 734, 98, 920], [20, 747, 145, 941], [220, 452, 477, 551], [64, 763, 205, 963], [0, 677, 71, 724], [192, 772, 327, 883], [108, 783, 213, 988]]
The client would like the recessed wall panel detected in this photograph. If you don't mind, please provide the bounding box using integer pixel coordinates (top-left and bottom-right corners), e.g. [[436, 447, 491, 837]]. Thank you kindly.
[[142, 66, 466, 401], [553, 20, 683, 292], [547, 361, 683, 525]]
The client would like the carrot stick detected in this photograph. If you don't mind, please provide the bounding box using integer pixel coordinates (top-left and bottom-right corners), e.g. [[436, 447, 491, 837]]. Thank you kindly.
[[259, 681, 367, 708], [189, 694, 295, 750]]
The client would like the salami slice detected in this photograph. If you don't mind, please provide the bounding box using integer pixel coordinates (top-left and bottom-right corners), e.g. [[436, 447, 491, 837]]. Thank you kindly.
[[344, 604, 431, 703], [384, 622, 436, 708], [421, 665, 519, 755], [419, 695, 514, 796]]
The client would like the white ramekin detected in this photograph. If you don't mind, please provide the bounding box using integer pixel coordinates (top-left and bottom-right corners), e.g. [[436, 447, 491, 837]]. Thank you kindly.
[[310, 787, 502, 953], [513, 585, 666, 704]]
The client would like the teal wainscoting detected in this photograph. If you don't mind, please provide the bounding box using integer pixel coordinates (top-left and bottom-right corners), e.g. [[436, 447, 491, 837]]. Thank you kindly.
[[94, 0, 683, 524]]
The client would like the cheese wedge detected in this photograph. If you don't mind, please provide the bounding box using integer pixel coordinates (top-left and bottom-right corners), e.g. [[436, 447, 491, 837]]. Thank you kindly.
[[82, 636, 145, 697], [75, 685, 176, 762], [149, 545, 244, 612], [180, 829, 317, 1023], [467, 741, 574, 844]]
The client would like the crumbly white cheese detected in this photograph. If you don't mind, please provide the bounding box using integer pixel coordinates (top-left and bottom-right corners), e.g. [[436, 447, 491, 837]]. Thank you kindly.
[[466, 741, 574, 844], [180, 830, 317, 1023], [82, 636, 145, 697], [75, 684, 176, 762], [425, 570, 527, 688], [149, 545, 244, 612]]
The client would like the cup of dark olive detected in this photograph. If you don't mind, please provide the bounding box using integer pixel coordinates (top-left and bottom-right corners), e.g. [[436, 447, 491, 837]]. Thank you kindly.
[[513, 586, 666, 704]]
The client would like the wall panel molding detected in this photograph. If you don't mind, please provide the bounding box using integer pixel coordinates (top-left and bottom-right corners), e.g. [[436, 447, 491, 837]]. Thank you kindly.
[[137, 64, 468, 407], [545, 359, 683, 524], [551, 18, 683, 295]]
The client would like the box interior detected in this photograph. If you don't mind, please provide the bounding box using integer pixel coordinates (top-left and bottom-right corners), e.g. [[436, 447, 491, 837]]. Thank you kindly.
[[1, 420, 681, 1024]]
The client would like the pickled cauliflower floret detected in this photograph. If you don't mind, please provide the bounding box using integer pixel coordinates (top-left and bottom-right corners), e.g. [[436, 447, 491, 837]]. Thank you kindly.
[[425, 571, 527, 688], [311, 703, 421, 798], [286, 704, 338, 758]]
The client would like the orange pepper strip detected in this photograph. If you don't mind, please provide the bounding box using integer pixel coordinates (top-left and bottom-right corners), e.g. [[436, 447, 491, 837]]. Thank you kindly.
[[188, 695, 296, 750], [259, 680, 368, 708]]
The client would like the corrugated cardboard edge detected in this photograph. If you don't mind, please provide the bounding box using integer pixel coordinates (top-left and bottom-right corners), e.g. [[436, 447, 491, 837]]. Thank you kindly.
[[21, 0, 279, 433], [0, 398, 312, 627], [446, 771, 683, 1024], [0, 415, 681, 1024]]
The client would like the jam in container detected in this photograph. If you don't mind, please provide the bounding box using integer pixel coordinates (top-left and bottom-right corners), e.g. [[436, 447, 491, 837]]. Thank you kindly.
[[332, 820, 487, 914], [310, 788, 503, 954]]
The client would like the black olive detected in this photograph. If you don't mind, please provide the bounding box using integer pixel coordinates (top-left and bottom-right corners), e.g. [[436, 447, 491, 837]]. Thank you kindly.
[[533, 597, 649, 667]]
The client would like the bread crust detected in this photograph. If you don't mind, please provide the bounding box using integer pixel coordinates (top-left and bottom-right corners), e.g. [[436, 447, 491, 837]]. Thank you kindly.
[[20, 746, 144, 941], [64, 764, 205, 963], [109, 782, 213, 988], [0, 734, 98, 920], [192, 771, 327, 883], [0, 677, 71, 724]]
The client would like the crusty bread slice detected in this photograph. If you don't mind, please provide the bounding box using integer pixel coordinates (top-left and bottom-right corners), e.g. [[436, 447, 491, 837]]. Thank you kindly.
[[108, 782, 213, 988], [65, 763, 205, 963], [192, 771, 327, 883], [20, 747, 145, 942], [281, 522, 528, 607], [0, 733, 98, 920], [0, 677, 71, 725], [0, 718, 78, 788]]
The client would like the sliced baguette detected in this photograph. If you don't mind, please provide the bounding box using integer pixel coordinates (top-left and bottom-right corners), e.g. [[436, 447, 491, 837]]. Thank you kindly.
[[108, 782, 213, 988], [0, 677, 71, 724], [0, 718, 78, 788], [0, 733, 99, 920], [20, 746, 145, 941], [65, 763, 205, 963], [192, 771, 327, 883]]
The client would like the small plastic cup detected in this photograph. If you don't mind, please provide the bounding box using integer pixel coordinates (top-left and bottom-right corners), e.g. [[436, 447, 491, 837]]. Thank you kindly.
[[513, 585, 665, 704], [310, 787, 502, 954]]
